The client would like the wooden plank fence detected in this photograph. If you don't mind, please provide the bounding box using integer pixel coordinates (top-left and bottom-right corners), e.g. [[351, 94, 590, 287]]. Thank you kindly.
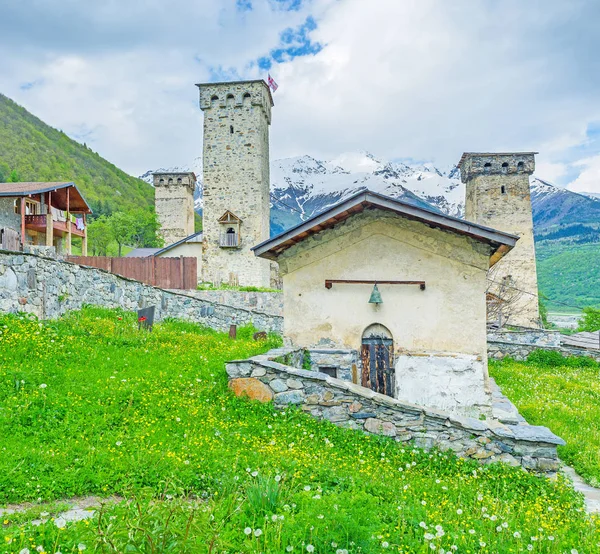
[[66, 256, 197, 290]]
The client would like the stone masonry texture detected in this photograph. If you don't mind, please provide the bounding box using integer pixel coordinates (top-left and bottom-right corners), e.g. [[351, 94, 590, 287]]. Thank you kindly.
[[227, 347, 565, 474], [0, 250, 282, 333], [153, 172, 196, 246], [198, 80, 272, 288], [460, 153, 540, 328]]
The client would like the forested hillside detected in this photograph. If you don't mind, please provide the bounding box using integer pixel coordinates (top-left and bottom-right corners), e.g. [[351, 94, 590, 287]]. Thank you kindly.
[[0, 93, 153, 215]]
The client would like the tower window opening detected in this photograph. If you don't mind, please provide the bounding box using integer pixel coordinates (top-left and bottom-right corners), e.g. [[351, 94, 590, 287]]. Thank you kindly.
[[168, 178, 173, 185], [159, 178, 164, 184], [483, 162, 492, 173], [517, 161, 525, 172], [177, 177, 182, 184], [230, 125, 234, 134], [501, 185, 506, 194], [501, 162, 509, 174]]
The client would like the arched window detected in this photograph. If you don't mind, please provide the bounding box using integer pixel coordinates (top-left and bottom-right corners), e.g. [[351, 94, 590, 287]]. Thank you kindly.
[[484, 162, 492, 173], [159, 178, 164, 185], [226, 93, 235, 107], [168, 178, 173, 185], [242, 92, 251, 106], [517, 161, 525, 172], [210, 94, 219, 104], [177, 177, 182, 184]]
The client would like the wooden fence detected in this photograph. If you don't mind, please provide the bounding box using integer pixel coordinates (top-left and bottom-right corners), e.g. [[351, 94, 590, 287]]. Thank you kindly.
[[66, 256, 197, 290]]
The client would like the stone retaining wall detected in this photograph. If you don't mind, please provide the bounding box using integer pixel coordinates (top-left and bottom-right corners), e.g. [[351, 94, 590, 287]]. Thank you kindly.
[[488, 340, 600, 362], [179, 289, 283, 318], [0, 250, 283, 333], [226, 348, 565, 473], [487, 329, 561, 347]]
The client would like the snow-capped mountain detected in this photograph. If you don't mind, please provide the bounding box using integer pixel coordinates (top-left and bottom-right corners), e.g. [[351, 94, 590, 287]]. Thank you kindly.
[[141, 151, 600, 237]]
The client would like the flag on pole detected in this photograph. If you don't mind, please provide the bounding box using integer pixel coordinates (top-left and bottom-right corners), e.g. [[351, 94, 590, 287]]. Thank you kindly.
[[267, 74, 279, 92]]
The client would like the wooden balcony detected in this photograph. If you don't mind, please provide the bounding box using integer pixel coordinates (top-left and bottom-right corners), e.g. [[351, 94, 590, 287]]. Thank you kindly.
[[24, 214, 86, 238], [219, 233, 240, 248]]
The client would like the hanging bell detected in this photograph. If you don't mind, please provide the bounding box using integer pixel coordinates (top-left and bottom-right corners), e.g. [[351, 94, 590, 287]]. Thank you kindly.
[[368, 283, 383, 305]]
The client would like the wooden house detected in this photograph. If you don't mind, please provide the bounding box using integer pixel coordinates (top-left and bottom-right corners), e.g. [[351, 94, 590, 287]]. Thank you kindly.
[[0, 182, 92, 254]]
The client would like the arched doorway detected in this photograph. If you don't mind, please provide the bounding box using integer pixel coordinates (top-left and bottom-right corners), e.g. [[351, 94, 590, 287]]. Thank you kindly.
[[361, 324, 394, 397]]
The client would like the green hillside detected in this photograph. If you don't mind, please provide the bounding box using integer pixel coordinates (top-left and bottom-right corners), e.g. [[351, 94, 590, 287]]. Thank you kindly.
[[536, 240, 600, 311], [0, 93, 153, 215]]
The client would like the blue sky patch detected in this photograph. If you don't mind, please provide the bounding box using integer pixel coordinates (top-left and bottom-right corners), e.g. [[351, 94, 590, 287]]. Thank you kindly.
[[236, 0, 253, 12], [257, 15, 322, 70]]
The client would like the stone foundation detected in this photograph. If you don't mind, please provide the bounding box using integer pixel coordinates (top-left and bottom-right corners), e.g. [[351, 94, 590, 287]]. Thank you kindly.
[[226, 348, 565, 473], [395, 353, 491, 418]]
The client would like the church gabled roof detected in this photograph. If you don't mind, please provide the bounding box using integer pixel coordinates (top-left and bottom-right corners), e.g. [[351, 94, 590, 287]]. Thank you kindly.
[[252, 190, 518, 266], [218, 210, 242, 223]]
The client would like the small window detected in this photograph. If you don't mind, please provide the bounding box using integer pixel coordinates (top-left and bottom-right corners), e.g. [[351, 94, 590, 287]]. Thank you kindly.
[[177, 177, 182, 184], [517, 161, 525, 172], [159, 178, 164, 184], [501, 185, 506, 194], [168, 178, 173, 185], [230, 125, 234, 134], [484, 162, 492, 173], [210, 94, 218, 101], [319, 366, 338, 378]]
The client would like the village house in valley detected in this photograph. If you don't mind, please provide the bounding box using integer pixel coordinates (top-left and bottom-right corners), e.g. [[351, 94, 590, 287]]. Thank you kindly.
[[0, 181, 90, 255], [253, 190, 518, 417]]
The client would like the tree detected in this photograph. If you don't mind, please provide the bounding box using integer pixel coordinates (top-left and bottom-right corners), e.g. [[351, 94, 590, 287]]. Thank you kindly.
[[8, 169, 20, 182], [87, 216, 113, 256], [578, 307, 600, 332], [0, 162, 9, 182], [128, 209, 163, 249], [108, 212, 134, 257]]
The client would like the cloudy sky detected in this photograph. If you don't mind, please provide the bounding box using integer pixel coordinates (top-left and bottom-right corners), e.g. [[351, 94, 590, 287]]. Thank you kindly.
[[1, 0, 599, 192]]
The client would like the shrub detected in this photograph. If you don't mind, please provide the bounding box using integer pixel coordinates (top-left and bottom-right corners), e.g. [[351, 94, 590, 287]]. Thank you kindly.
[[526, 348, 598, 368], [578, 306, 600, 332]]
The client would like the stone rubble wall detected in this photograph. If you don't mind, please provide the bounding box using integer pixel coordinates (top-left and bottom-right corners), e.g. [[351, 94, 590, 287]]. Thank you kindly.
[[179, 289, 283, 318], [488, 340, 600, 362], [226, 348, 565, 473], [0, 250, 282, 334], [487, 329, 561, 347]]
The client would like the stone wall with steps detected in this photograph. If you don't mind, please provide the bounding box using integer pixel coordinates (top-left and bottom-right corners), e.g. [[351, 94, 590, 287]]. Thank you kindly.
[[226, 347, 565, 473]]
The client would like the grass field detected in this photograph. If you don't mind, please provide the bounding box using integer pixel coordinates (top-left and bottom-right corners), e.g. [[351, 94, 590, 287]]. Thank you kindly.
[[490, 352, 600, 489], [1, 308, 598, 553]]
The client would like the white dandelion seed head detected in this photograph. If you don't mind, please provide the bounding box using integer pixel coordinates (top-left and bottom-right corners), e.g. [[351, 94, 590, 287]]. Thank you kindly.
[[244, 527, 252, 535]]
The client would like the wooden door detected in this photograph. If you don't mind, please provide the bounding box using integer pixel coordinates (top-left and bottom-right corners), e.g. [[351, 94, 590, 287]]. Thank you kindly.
[[361, 337, 394, 397]]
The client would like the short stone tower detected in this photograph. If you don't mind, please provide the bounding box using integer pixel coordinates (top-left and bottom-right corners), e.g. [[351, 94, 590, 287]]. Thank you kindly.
[[153, 172, 196, 246], [459, 152, 540, 328], [197, 80, 273, 287]]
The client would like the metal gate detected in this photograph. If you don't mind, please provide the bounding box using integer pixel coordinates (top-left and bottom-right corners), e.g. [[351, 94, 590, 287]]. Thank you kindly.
[[361, 336, 394, 397]]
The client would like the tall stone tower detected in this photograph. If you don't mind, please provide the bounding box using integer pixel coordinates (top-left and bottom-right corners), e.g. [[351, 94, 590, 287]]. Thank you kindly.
[[197, 80, 273, 287], [459, 152, 540, 328], [153, 172, 196, 245]]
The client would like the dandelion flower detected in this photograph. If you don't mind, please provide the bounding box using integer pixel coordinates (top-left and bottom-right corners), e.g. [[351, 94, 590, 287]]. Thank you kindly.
[[39, 383, 47, 389], [456, 509, 463, 515], [54, 517, 66, 528], [381, 542, 389, 548], [306, 545, 315, 553], [424, 533, 435, 541], [251, 471, 258, 477], [275, 475, 281, 482], [286, 547, 293, 552], [514, 532, 521, 538], [244, 527, 252, 535], [304, 485, 311, 491], [78, 545, 86, 552], [19, 549, 30, 554], [254, 529, 263, 537]]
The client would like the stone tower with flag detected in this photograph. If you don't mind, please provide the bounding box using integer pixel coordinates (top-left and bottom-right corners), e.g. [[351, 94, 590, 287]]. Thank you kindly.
[[197, 80, 274, 287], [459, 152, 540, 328]]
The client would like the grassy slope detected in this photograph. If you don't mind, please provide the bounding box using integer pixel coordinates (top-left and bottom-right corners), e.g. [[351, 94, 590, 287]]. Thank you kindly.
[[0, 308, 597, 552], [490, 356, 600, 488], [536, 241, 600, 311], [0, 94, 153, 214]]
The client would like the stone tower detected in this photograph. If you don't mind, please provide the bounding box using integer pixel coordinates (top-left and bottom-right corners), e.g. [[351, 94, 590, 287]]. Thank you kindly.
[[153, 172, 196, 245], [197, 80, 273, 287], [459, 152, 540, 328]]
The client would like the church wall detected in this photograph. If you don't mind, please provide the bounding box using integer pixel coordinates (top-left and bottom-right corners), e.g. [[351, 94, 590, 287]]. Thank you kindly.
[[275, 209, 493, 416]]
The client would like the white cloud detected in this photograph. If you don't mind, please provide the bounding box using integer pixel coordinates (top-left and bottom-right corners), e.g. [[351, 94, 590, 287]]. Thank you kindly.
[[567, 155, 600, 194], [0, 0, 599, 183]]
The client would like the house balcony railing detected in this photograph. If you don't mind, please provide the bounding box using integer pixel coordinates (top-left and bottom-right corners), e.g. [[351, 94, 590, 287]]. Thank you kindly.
[[24, 214, 86, 237], [219, 233, 240, 248]]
